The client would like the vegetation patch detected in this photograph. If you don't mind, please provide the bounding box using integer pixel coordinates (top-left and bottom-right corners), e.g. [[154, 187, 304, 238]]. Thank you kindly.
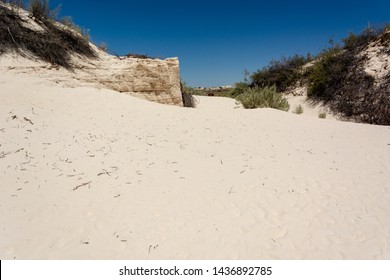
[[318, 112, 326, 119], [180, 82, 196, 108], [238, 25, 390, 125], [293, 104, 304, 114], [236, 85, 290, 111], [125, 53, 154, 59], [0, 1, 97, 69], [251, 55, 310, 92], [229, 82, 250, 97], [306, 27, 390, 125]]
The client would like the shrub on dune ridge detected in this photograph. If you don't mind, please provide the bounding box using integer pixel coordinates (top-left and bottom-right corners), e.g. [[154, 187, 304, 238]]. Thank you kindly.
[[29, 0, 50, 19], [0, 2, 97, 68], [293, 104, 304, 114], [251, 55, 310, 92], [306, 26, 390, 125], [236, 85, 290, 111]]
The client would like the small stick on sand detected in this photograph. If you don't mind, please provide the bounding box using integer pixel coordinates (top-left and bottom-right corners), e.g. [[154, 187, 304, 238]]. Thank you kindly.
[[73, 181, 92, 191], [23, 117, 34, 125]]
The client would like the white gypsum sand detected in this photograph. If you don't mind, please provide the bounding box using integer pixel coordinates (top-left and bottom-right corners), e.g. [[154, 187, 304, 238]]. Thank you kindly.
[[1, 72, 390, 260]]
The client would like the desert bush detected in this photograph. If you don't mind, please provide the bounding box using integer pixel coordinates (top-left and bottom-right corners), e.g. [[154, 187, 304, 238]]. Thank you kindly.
[[306, 27, 390, 125], [97, 42, 108, 52], [0, 4, 97, 68], [251, 55, 309, 92], [229, 82, 250, 97], [180, 82, 196, 108], [29, 0, 50, 19], [306, 47, 343, 100], [61, 16, 80, 31], [236, 85, 290, 111], [125, 53, 153, 59], [318, 112, 326, 119], [59, 16, 89, 41], [342, 28, 377, 50], [293, 104, 304, 114]]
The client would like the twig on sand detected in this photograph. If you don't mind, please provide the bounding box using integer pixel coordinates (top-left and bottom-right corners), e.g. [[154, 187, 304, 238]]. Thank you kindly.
[[23, 117, 34, 125], [97, 169, 112, 176], [73, 181, 92, 191], [148, 244, 159, 254], [0, 148, 24, 159]]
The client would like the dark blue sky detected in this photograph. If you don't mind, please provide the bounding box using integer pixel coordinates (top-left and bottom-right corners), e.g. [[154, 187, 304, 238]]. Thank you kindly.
[[50, 0, 389, 87]]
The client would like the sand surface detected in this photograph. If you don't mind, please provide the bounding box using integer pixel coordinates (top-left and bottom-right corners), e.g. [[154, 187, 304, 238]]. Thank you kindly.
[[1, 73, 390, 260]]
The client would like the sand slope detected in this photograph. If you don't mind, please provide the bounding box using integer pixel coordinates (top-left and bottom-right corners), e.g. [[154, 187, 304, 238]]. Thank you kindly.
[[1, 74, 390, 259]]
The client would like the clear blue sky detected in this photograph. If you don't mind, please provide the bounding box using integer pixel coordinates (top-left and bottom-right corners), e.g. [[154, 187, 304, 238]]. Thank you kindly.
[[49, 0, 389, 87]]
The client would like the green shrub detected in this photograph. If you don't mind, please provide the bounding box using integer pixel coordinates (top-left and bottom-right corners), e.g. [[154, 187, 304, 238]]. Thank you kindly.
[[29, 0, 50, 19], [251, 55, 309, 92], [229, 82, 250, 97], [306, 47, 344, 100], [293, 104, 304, 114], [306, 27, 390, 125], [236, 85, 290, 111], [318, 112, 326, 119]]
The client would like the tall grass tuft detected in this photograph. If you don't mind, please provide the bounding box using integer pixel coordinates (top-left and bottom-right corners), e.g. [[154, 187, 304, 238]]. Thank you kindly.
[[236, 85, 290, 111], [29, 0, 50, 19], [293, 104, 304, 114]]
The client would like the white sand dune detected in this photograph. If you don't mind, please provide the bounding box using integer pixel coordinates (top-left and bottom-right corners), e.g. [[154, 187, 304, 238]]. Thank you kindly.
[[1, 73, 390, 260]]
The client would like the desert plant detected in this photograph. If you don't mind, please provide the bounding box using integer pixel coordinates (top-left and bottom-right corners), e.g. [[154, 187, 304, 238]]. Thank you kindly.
[[61, 16, 80, 31], [0, 4, 97, 68], [97, 42, 108, 52], [180, 82, 196, 108], [293, 104, 304, 114], [229, 82, 250, 97], [318, 112, 327, 119], [125, 53, 153, 59], [306, 47, 344, 100], [251, 55, 309, 92], [236, 85, 290, 111], [306, 27, 390, 125], [29, 0, 50, 19]]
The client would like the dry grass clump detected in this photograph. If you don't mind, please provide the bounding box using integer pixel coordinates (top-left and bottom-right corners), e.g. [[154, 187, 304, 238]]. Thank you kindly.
[[125, 53, 153, 59], [0, 1, 97, 69], [236, 85, 290, 111], [29, 0, 50, 19], [293, 104, 304, 114], [180, 82, 196, 108], [318, 112, 327, 119]]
